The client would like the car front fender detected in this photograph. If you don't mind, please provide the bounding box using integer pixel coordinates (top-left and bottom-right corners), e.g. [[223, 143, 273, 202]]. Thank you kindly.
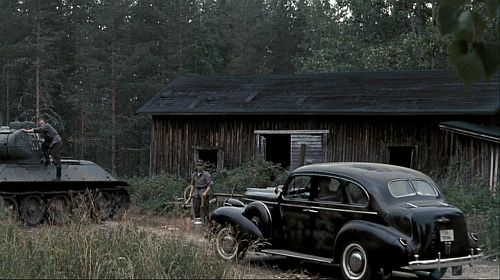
[[334, 220, 410, 268], [210, 206, 264, 239]]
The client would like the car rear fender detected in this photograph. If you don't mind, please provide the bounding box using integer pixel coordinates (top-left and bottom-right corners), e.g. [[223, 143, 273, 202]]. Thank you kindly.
[[334, 220, 408, 268], [210, 206, 264, 239]]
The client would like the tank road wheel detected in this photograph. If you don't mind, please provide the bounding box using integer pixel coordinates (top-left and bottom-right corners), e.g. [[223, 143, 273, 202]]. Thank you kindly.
[[46, 195, 71, 224], [93, 191, 112, 221], [2, 197, 19, 219], [20, 195, 45, 227], [341, 242, 373, 280], [111, 190, 130, 220]]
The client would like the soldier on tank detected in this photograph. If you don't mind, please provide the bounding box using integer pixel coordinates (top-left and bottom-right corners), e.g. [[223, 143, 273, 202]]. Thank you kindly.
[[23, 118, 63, 180]]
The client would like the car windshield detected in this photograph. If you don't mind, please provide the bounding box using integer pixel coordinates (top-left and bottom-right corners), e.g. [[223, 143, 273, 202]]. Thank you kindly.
[[388, 179, 438, 198]]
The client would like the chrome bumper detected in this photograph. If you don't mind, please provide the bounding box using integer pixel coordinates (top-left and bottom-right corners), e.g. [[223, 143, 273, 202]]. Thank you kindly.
[[407, 253, 484, 270]]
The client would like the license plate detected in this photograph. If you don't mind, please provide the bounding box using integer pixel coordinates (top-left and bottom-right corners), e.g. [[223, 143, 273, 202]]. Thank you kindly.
[[440, 229, 454, 242]]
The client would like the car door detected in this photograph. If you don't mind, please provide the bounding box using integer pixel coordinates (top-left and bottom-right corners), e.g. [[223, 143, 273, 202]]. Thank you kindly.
[[310, 176, 347, 257], [279, 175, 314, 253]]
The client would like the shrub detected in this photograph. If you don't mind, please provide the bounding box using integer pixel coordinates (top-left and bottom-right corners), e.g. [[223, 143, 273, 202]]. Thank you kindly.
[[127, 158, 290, 215], [212, 158, 290, 194], [127, 173, 188, 215], [438, 177, 499, 256]]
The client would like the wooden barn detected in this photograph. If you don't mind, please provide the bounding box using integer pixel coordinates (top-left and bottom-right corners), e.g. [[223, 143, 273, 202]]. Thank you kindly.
[[137, 70, 500, 190]]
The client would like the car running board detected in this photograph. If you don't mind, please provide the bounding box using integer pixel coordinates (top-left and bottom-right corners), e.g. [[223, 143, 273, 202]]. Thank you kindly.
[[261, 249, 334, 264]]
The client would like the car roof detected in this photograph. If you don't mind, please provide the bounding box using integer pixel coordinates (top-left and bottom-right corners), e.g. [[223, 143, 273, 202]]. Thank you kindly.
[[292, 162, 433, 188]]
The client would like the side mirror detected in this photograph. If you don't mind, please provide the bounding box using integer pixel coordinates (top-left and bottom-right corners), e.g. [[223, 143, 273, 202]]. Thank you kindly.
[[274, 184, 283, 195]]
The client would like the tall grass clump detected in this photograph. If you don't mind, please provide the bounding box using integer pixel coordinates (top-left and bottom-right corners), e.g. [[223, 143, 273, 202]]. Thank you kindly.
[[127, 173, 188, 215], [212, 158, 290, 194], [0, 215, 237, 279], [436, 167, 499, 256]]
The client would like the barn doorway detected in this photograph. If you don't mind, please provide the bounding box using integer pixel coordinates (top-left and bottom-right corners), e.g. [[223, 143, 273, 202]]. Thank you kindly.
[[263, 134, 291, 168], [388, 146, 417, 168], [193, 147, 223, 173], [255, 130, 329, 170]]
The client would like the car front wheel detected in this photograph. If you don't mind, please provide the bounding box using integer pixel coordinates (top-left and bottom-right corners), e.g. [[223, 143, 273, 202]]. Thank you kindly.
[[215, 226, 248, 261], [341, 242, 373, 280]]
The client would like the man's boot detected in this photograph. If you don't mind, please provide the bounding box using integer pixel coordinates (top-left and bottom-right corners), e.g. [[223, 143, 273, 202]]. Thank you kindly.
[[55, 166, 61, 181]]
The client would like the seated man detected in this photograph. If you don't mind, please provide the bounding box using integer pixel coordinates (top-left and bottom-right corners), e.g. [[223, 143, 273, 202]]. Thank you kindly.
[[347, 183, 368, 205], [316, 177, 343, 202]]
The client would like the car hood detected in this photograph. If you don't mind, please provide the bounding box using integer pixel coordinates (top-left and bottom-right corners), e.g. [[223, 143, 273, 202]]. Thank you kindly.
[[242, 187, 279, 203]]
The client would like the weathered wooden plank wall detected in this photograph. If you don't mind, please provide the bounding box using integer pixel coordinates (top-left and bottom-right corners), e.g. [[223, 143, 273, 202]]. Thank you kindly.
[[443, 130, 500, 190], [290, 134, 325, 168], [150, 116, 456, 177]]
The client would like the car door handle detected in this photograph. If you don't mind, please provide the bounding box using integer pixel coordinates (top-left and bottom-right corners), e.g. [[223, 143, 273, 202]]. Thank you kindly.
[[303, 209, 318, 213]]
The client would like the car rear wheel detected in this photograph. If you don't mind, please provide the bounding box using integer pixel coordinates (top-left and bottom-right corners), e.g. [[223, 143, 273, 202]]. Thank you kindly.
[[341, 242, 373, 280]]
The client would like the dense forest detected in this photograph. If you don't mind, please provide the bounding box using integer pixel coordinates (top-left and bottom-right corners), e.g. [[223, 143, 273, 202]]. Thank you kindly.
[[0, 0, 497, 177]]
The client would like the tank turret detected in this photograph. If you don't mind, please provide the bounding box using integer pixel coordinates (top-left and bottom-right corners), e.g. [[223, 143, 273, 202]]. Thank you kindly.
[[0, 125, 43, 165], [0, 122, 130, 226]]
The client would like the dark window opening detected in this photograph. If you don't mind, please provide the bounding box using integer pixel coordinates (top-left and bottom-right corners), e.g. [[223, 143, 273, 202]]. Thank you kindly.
[[264, 134, 291, 168], [388, 146, 416, 168], [197, 149, 218, 172]]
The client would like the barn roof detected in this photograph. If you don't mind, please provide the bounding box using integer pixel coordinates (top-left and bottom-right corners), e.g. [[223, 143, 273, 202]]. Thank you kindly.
[[137, 71, 500, 116], [439, 121, 500, 143]]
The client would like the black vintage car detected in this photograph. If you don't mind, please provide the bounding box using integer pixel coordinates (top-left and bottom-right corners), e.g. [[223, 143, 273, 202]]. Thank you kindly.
[[209, 162, 483, 279]]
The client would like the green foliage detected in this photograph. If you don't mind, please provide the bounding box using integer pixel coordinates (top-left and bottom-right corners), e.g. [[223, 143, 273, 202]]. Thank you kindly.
[[212, 158, 290, 195], [127, 159, 289, 215], [127, 173, 188, 214], [438, 177, 499, 255], [438, 0, 499, 84], [2, 0, 497, 177], [439, 180, 497, 215], [0, 220, 234, 279], [296, 0, 451, 72]]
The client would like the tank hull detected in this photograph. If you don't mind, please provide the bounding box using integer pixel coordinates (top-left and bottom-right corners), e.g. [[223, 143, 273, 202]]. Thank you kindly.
[[0, 122, 131, 226], [0, 162, 130, 226]]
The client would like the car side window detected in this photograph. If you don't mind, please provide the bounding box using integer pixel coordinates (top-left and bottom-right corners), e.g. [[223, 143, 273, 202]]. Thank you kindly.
[[346, 182, 368, 206], [411, 179, 438, 197], [284, 176, 311, 200], [315, 177, 344, 203], [388, 180, 415, 197]]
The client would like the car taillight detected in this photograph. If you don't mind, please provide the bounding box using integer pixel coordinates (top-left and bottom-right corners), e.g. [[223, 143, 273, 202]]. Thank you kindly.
[[399, 238, 408, 247], [469, 232, 479, 242]]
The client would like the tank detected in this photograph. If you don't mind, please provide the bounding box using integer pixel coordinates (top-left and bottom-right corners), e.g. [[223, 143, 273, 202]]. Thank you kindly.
[[0, 121, 130, 226]]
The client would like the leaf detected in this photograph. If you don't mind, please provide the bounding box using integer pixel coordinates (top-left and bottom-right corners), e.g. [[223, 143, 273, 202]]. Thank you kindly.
[[437, 0, 467, 34], [474, 42, 500, 78], [457, 11, 486, 40], [449, 38, 469, 58], [449, 39, 486, 84], [485, 0, 500, 19]]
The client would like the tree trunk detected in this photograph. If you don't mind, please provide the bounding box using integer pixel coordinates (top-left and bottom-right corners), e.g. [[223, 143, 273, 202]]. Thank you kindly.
[[110, 52, 117, 176], [4, 61, 10, 123], [35, 5, 41, 122]]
